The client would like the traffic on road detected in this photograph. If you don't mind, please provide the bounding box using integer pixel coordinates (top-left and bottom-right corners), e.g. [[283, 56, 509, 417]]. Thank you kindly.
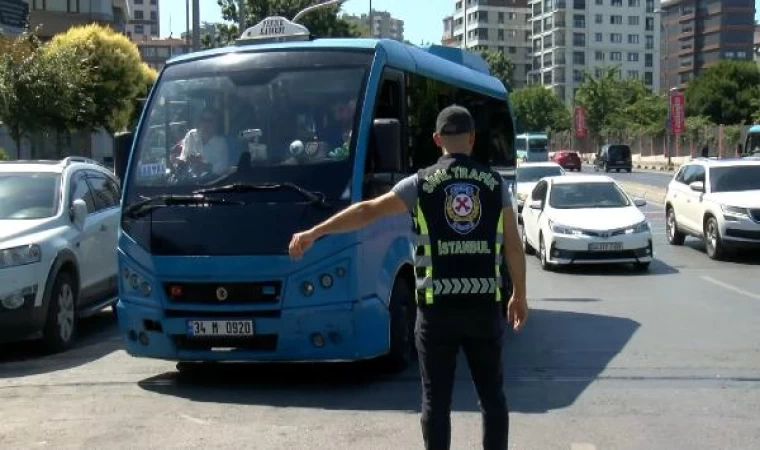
[[2, 11, 760, 449]]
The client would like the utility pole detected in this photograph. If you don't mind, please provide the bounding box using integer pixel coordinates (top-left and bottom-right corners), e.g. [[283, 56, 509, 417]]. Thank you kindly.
[[192, 0, 200, 51], [238, 0, 246, 31], [462, 1, 467, 49], [185, 0, 190, 46], [369, 0, 373, 38]]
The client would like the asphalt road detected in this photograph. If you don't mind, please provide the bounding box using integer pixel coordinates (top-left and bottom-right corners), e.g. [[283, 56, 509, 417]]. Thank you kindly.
[[2, 202, 760, 449], [581, 164, 674, 189]]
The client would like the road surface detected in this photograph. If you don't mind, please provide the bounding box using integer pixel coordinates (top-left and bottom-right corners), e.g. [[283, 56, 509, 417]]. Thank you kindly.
[[2, 201, 759, 449], [581, 164, 673, 189]]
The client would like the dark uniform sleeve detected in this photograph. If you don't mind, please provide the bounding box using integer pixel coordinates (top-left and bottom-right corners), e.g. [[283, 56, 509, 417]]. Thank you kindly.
[[390, 174, 419, 213], [500, 177, 513, 209]]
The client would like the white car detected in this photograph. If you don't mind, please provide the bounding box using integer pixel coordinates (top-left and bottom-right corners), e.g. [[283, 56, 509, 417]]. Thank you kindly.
[[0, 157, 121, 351], [664, 158, 760, 260], [514, 162, 565, 223], [522, 175, 653, 271]]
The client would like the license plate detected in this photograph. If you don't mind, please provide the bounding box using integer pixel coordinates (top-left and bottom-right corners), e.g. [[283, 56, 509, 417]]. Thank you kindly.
[[186, 320, 254, 337], [588, 242, 623, 252]]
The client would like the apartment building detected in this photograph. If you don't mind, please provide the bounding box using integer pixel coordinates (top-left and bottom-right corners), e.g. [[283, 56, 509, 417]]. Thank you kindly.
[[660, 0, 755, 91], [136, 36, 189, 71], [343, 10, 404, 41], [442, 0, 533, 88], [529, 0, 661, 105], [24, 0, 130, 40], [126, 0, 158, 40], [0, 0, 29, 36]]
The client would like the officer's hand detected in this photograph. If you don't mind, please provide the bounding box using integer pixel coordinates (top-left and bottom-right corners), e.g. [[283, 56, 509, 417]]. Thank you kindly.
[[507, 295, 528, 332], [289, 230, 316, 260]]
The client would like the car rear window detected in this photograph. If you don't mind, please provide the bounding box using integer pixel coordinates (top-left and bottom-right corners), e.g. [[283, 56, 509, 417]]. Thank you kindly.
[[608, 145, 631, 159]]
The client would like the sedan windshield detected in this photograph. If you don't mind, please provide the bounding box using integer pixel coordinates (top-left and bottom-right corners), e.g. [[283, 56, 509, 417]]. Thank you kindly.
[[0, 173, 60, 219], [549, 182, 631, 209], [127, 51, 371, 203], [710, 166, 760, 192], [517, 166, 563, 182]]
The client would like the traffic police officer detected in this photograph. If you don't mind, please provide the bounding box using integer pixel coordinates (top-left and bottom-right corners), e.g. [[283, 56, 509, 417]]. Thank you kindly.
[[288, 105, 528, 450]]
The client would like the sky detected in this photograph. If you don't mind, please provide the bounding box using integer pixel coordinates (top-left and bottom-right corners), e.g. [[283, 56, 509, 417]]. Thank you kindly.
[[160, 0, 451, 44]]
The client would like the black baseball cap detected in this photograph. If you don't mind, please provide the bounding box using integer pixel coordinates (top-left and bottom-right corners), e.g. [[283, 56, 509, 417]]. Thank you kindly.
[[436, 105, 475, 136]]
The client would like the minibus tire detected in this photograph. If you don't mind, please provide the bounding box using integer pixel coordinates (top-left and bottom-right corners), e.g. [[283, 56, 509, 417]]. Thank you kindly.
[[381, 280, 416, 373]]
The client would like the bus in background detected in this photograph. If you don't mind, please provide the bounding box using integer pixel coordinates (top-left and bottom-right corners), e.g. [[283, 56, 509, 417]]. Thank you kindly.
[[112, 9, 517, 373], [515, 132, 549, 162], [743, 125, 760, 157]]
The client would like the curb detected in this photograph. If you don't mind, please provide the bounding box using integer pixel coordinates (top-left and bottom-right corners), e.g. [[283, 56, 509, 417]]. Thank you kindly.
[[618, 180, 667, 204]]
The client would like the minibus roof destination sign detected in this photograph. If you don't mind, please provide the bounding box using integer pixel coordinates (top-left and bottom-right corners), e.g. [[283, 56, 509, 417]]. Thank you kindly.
[[236, 16, 311, 45]]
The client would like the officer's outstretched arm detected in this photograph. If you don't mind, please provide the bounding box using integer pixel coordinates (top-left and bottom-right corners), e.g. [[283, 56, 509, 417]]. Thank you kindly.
[[501, 206, 526, 301], [289, 192, 409, 258]]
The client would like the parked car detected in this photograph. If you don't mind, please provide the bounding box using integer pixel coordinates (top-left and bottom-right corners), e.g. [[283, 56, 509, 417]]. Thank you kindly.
[[0, 157, 121, 352], [664, 158, 760, 260], [551, 150, 582, 171], [521, 175, 652, 271], [515, 162, 565, 223], [594, 144, 632, 173]]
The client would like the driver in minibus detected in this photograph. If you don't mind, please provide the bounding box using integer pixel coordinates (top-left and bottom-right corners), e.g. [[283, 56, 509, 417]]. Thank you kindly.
[[175, 107, 231, 175]]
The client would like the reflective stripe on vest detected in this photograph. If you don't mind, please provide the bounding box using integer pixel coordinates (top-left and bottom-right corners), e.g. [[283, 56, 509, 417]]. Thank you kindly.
[[414, 202, 434, 305], [495, 213, 504, 301]]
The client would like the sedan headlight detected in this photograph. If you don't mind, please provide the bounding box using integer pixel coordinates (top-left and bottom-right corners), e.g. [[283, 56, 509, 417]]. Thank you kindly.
[[550, 221, 582, 235], [0, 244, 41, 270], [720, 205, 749, 219], [625, 221, 650, 234]]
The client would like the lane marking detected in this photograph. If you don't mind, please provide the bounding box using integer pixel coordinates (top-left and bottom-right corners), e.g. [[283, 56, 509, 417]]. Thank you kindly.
[[571, 444, 597, 450], [701, 276, 760, 300]]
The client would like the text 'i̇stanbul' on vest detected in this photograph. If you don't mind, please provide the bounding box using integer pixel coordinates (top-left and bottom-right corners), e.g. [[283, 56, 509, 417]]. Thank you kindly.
[[437, 240, 491, 255], [421, 167, 499, 193]]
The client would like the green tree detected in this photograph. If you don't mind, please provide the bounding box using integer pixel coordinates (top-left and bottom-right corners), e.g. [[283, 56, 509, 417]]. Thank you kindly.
[[480, 50, 515, 88], [46, 24, 154, 133], [685, 60, 760, 125], [209, 0, 359, 48], [0, 32, 93, 153], [509, 85, 570, 133], [0, 147, 8, 160]]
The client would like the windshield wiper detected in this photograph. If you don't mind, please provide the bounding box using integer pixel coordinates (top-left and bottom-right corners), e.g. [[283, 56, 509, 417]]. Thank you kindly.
[[123, 194, 244, 219], [193, 182, 331, 208]]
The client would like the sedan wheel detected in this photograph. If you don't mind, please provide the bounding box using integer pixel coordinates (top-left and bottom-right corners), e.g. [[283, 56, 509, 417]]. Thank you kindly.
[[42, 272, 77, 353]]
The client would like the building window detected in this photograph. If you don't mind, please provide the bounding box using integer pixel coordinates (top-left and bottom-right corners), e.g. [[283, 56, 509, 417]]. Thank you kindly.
[[610, 15, 622, 25], [574, 0, 585, 9], [595, 68, 603, 78], [498, 12, 505, 23], [544, 17, 553, 30], [645, 0, 654, 13], [628, 16, 639, 26], [135, 11, 144, 20], [628, 0, 640, 6], [135, 25, 145, 34], [498, 29, 505, 40], [627, 52, 639, 62], [151, 11, 157, 21], [509, 46, 517, 54], [595, 0, 603, 4], [610, 33, 622, 43], [574, 15, 585, 27], [45, 0, 67, 11], [737, 51, 748, 58], [644, 71, 653, 85], [595, 51, 605, 61], [645, 17, 654, 31], [573, 70, 584, 82], [627, 70, 639, 80], [573, 51, 585, 64], [595, 32, 603, 42], [595, 14, 602, 24], [573, 33, 585, 46], [724, 51, 735, 58], [645, 35, 654, 50], [628, 35, 639, 44], [151, 25, 159, 36], [135, 0, 143, 4], [509, 12, 516, 20], [610, 51, 622, 61], [645, 53, 653, 67], [611, 0, 622, 6], [543, 71, 553, 84]]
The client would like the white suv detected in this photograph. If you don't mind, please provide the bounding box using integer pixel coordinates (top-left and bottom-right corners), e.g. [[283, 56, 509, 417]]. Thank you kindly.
[[0, 157, 121, 351], [664, 158, 760, 260]]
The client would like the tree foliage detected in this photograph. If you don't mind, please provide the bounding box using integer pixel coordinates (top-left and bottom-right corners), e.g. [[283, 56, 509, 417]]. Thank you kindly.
[[685, 60, 760, 125], [0, 32, 93, 151], [509, 85, 570, 133], [575, 66, 667, 138], [208, 0, 359, 48], [46, 24, 154, 133], [480, 50, 515, 89]]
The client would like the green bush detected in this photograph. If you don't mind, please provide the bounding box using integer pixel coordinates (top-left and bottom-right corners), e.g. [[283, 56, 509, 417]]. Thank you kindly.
[[0, 147, 8, 161]]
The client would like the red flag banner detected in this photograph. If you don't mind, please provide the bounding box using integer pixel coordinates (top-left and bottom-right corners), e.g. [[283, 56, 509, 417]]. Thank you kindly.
[[574, 106, 587, 138], [669, 91, 685, 135]]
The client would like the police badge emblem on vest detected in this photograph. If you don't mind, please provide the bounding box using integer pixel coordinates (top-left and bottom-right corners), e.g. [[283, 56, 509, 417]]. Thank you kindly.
[[444, 183, 482, 234]]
